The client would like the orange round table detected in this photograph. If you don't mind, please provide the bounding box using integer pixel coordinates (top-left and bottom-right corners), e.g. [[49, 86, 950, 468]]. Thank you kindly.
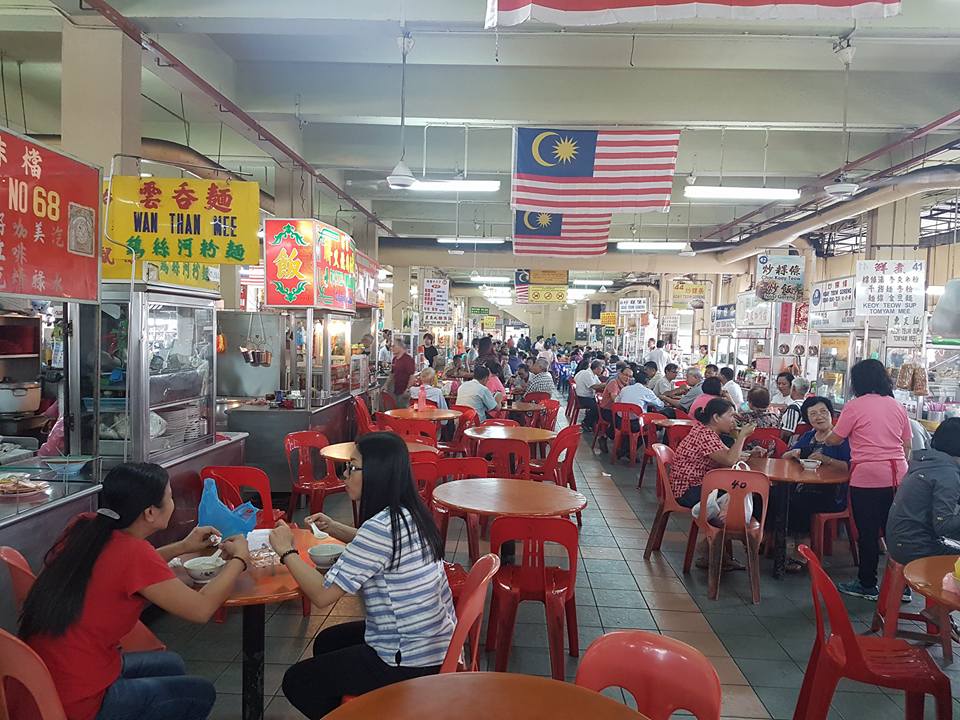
[[464, 425, 556, 444], [180, 529, 342, 720], [324, 672, 647, 720], [433, 478, 587, 564], [384, 407, 462, 422], [508, 401, 545, 413], [651, 418, 696, 428], [320, 440, 439, 462], [904, 555, 960, 611]]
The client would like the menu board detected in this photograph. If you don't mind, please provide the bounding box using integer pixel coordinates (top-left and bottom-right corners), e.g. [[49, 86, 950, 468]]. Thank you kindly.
[[810, 276, 856, 329], [355, 250, 380, 307], [855, 260, 925, 317], [756, 254, 805, 301], [600, 311, 617, 327], [316, 221, 356, 313], [618, 297, 648, 315], [422, 278, 450, 318], [672, 280, 706, 309], [887, 313, 924, 347], [735, 291, 773, 328], [0, 129, 100, 301], [107, 176, 260, 265], [711, 303, 736, 334], [482, 315, 498, 330], [263, 219, 317, 307]]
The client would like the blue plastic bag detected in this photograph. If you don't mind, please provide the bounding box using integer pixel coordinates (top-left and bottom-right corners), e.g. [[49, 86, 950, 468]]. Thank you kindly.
[[197, 477, 257, 539]]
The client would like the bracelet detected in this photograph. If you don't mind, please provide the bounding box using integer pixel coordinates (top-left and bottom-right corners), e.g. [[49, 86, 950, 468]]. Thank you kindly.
[[230, 556, 248, 572], [278, 548, 299, 565]]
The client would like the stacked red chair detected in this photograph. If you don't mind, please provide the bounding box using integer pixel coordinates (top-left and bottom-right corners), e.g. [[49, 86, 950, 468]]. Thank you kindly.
[[381, 416, 439, 446], [283, 430, 357, 525], [530, 425, 583, 525], [477, 438, 531, 480], [437, 405, 478, 457], [637, 412, 668, 488], [642, 445, 695, 561]]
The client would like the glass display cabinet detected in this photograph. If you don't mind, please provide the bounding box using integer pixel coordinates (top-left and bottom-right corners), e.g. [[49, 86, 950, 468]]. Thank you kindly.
[[99, 283, 217, 465]]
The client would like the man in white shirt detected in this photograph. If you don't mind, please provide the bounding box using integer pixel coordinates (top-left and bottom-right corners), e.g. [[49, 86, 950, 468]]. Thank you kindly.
[[534, 336, 546, 352], [574, 359, 606, 431], [719, 366, 744, 409], [643, 340, 671, 374], [617, 379, 665, 414], [780, 376, 809, 440], [455, 365, 501, 422]]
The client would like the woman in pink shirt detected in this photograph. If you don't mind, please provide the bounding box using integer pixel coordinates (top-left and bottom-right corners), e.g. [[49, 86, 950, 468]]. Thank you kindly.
[[825, 359, 911, 600]]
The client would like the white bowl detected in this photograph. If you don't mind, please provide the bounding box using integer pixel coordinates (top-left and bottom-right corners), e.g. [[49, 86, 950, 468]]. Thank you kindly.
[[307, 544, 344, 569], [799, 458, 822, 470], [183, 555, 226, 583]]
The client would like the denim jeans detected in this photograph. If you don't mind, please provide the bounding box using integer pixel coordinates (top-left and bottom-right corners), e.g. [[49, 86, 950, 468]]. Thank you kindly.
[[96, 651, 215, 720]]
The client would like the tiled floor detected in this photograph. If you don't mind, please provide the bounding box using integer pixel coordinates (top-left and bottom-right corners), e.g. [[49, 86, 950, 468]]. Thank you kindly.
[[148, 405, 960, 719]]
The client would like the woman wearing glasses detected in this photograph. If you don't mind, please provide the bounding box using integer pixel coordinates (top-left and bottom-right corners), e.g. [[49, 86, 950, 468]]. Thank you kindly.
[[268, 432, 456, 718]]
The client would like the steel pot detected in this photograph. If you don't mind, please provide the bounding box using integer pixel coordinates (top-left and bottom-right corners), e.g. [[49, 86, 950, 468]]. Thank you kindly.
[[0, 381, 41, 414]]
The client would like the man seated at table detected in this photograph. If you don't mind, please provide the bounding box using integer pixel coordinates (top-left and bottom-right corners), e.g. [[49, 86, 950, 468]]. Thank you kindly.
[[524, 359, 557, 397], [574, 359, 606, 432], [719, 366, 745, 410], [411, 368, 448, 409], [611, 372, 666, 459], [662, 367, 704, 415], [597, 365, 633, 454], [704, 363, 720, 379], [779, 376, 810, 442], [508, 364, 530, 395], [455, 364, 502, 422]]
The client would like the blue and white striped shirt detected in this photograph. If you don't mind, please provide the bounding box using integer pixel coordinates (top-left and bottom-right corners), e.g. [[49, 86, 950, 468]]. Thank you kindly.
[[323, 508, 456, 667]]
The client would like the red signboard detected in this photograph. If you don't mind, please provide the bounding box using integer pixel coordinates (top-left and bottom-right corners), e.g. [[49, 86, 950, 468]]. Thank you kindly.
[[355, 249, 379, 308], [779, 302, 794, 334], [316, 221, 356, 313], [0, 129, 100, 301], [263, 218, 316, 307]]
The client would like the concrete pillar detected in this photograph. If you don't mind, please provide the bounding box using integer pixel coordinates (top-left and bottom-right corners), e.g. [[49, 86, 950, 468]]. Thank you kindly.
[[60, 24, 141, 174], [274, 163, 315, 218], [391, 265, 411, 330], [220, 266, 241, 309]]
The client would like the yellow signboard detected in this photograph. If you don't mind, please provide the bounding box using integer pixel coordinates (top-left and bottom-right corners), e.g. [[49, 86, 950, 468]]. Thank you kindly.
[[106, 176, 260, 265], [600, 311, 617, 327], [672, 280, 707, 310], [482, 315, 498, 330], [101, 245, 220, 292], [528, 285, 568, 304], [530, 269, 569, 285]]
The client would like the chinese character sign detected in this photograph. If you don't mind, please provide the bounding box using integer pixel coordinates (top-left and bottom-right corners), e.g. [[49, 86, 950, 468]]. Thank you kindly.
[[618, 297, 648, 315], [600, 311, 617, 327], [855, 260, 925, 317], [316, 221, 356, 313], [672, 281, 706, 309], [102, 245, 220, 291], [756, 254, 805, 301], [355, 251, 380, 307], [264, 219, 316, 307], [886, 313, 924, 347], [422, 278, 450, 318], [107, 176, 260, 265], [735, 292, 773, 328], [811, 276, 855, 312], [711, 303, 736, 334], [0, 129, 99, 301]]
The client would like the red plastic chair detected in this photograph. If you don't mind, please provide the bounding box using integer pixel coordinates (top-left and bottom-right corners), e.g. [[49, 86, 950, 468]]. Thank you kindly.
[[591, 408, 610, 452], [477, 438, 531, 480], [283, 431, 358, 526], [793, 544, 953, 720], [566, 385, 582, 424], [810, 490, 858, 565], [794, 422, 813, 438], [442, 553, 501, 673], [637, 412, 668, 488], [0, 628, 67, 720], [749, 427, 782, 442], [673, 408, 691, 420], [665, 424, 692, 448], [481, 418, 519, 427], [575, 630, 722, 720], [538, 398, 561, 431], [0, 546, 166, 654], [412, 460, 441, 506], [485, 516, 580, 680], [682, 468, 769, 604], [353, 395, 383, 435], [530, 426, 582, 525], [379, 392, 397, 411], [438, 405, 478, 457], [642, 445, 694, 560], [523, 392, 551, 404], [382, 417, 438, 446], [434, 456, 489, 560], [746, 432, 787, 459], [201, 465, 286, 530], [609, 402, 644, 466]]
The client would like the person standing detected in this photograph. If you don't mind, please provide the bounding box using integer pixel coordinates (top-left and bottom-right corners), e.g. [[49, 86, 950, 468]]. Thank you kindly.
[[455, 332, 465, 355], [644, 340, 671, 374], [824, 359, 912, 600], [387, 338, 416, 408], [574, 359, 606, 431], [421, 333, 439, 370]]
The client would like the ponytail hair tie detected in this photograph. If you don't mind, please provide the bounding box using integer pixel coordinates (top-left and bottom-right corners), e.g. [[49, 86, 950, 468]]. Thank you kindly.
[[97, 507, 120, 521]]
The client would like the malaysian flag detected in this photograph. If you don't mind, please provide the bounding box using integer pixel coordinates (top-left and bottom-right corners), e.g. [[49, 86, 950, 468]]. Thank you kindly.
[[486, 0, 899, 27], [512, 127, 680, 214], [513, 210, 610, 257]]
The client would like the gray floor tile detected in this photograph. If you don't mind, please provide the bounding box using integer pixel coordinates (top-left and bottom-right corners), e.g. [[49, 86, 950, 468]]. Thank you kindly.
[[735, 659, 805, 689], [598, 606, 658, 630], [588, 572, 640, 591], [214, 662, 289, 697], [592, 588, 649, 609]]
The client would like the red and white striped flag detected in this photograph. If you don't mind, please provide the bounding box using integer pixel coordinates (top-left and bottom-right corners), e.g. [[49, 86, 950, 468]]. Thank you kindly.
[[512, 127, 680, 214], [513, 211, 610, 257], [486, 0, 900, 27]]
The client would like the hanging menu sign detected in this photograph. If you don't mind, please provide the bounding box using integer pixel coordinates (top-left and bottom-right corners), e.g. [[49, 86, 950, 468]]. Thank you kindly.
[[672, 280, 707, 309], [756, 254, 805, 301], [599, 311, 617, 327], [263, 219, 317, 307], [711, 303, 736, 335], [355, 250, 379, 307], [0, 129, 100, 301], [735, 291, 773, 328], [810, 276, 856, 329], [855, 260, 925, 317], [316, 221, 356, 313], [422, 278, 450, 317], [618, 297, 648, 315]]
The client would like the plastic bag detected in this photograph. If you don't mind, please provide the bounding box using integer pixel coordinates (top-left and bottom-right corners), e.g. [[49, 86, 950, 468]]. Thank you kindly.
[[692, 461, 754, 527], [197, 477, 257, 538]]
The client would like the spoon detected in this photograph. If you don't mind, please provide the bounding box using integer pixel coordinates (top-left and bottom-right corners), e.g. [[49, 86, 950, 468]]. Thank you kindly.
[[309, 521, 329, 540]]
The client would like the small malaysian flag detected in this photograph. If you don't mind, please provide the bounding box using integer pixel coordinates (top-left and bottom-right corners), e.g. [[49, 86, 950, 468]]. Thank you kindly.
[[512, 127, 680, 214], [513, 210, 610, 257]]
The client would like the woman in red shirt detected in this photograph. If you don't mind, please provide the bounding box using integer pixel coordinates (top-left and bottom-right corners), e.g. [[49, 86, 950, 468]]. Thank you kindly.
[[19, 463, 250, 720]]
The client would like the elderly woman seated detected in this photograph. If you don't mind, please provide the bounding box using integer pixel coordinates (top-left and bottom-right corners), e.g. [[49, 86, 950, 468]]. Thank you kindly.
[[412, 368, 448, 409]]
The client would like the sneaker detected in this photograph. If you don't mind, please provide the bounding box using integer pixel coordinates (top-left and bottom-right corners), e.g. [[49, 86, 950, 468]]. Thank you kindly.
[[837, 580, 880, 601], [901, 586, 913, 603], [598, 436, 609, 454]]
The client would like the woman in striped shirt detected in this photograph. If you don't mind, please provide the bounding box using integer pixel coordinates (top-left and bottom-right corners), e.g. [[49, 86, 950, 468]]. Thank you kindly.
[[268, 432, 456, 718]]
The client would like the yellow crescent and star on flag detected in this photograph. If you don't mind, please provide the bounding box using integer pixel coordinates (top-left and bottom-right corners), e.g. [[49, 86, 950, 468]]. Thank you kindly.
[[530, 131, 580, 167]]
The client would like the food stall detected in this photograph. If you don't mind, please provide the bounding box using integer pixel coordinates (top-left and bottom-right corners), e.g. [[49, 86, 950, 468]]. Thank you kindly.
[[733, 292, 773, 390], [352, 250, 383, 401], [0, 130, 104, 629], [710, 303, 737, 367], [224, 219, 362, 490]]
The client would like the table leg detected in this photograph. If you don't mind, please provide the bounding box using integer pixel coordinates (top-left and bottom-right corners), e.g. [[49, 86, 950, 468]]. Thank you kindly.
[[772, 483, 790, 579], [466, 512, 481, 564], [241, 604, 266, 720]]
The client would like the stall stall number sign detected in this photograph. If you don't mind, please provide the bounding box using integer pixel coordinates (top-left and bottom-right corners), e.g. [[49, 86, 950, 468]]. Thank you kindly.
[[529, 285, 567, 304], [355, 250, 380, 307], [422, 312, 452, 326], [811, 276, 854, 311], [263, 219, 316, 307], [482, 315, 498, 331], [711, 303, 736, 335], [855, 260, 925, 317], [600, 311, 617, 327], [317, 221, 356, 313], [470, 306, 489, 316], [1, 129, 100, 301], [422, 278, 450, 316], [618, 297, 648, 315], [887, 313, 923, 347], [756, 254, 805, 302], [672, 281, 706, 310], [660, 315, 679, 332], [102, 250, 220, 292], [107, 176, 260, 266], [736, 291, 773, 328]]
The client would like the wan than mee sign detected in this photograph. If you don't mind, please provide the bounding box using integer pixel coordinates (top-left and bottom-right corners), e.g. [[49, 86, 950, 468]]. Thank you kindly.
[[106, 176, 260, 265]]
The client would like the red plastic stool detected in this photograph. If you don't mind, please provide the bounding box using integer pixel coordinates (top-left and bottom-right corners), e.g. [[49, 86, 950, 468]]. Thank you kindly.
[[811, 505, 859, 564]]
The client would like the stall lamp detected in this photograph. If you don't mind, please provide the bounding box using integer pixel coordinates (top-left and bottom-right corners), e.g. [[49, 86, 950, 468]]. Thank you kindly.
[[684, 186, 801, 201], [927, 285, 945, 296], [437, 237, 505, 244]]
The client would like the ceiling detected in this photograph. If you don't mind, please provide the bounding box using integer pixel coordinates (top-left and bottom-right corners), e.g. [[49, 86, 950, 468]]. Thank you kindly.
[[3, 0, 960, 279]]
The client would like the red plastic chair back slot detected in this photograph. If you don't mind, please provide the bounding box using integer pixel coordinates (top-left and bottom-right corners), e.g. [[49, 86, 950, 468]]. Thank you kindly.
[[523, 392, 551, 404], [201, 465, 284, 529], [435, 456, 489, 482], [574, 630, 722, 720], [0, 629, 68, 720], [480, 418, 519, 428], [441, 554, 501, 673], [412, 461, 441, 505], [665, 424, 692, 448], [382, 417, 438, 446], [477, 438, 531, 480]]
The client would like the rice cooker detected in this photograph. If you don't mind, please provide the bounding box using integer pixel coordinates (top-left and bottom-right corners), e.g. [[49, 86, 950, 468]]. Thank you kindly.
[[0, 382, 41, 414]]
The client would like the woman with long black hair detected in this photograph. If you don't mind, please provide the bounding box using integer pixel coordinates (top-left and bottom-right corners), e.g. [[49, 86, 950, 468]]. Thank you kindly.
[[19, 462, 250, 720], [270, 431, 456, 718]]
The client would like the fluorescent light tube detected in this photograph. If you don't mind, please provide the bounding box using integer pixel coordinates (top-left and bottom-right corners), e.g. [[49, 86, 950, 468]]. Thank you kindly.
[[616, 241, 689, 251], [572, 280, 607, 286], [927, 285, 945, 296], [684, 185, 801, 201], [379, 282, 394, 289], [469, 276, 511, 283], [437, 237, 505, 244], [410, 180, 501, 192]]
